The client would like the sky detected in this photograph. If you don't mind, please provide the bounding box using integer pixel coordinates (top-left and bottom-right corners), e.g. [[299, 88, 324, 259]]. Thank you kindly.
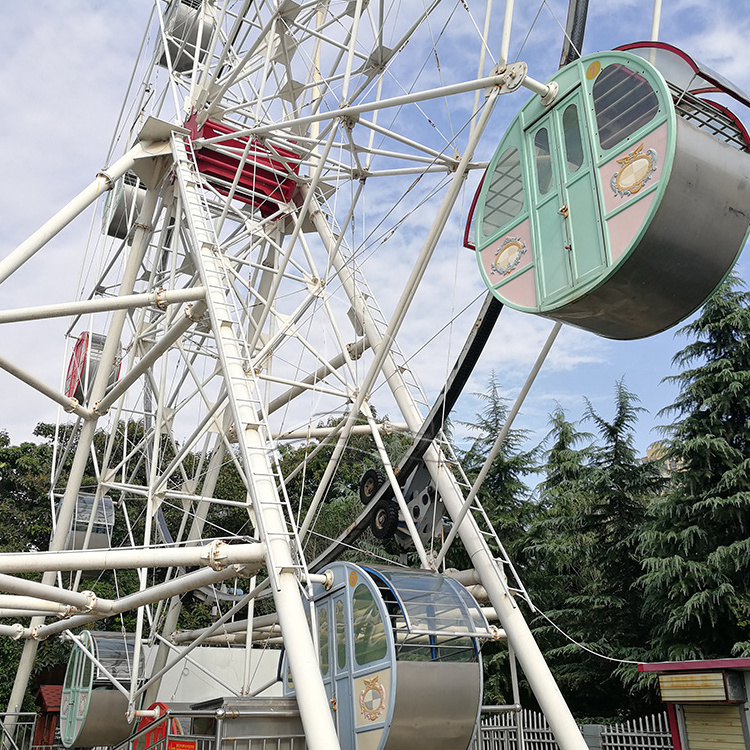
[[1, 0, 749, 471]]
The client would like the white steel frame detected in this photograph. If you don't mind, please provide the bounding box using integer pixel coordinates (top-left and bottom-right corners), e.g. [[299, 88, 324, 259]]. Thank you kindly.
[[0, 2, 585, 750]]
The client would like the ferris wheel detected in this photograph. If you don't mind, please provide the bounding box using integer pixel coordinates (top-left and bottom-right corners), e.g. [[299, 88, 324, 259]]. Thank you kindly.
[[1, 2, 749, 750]]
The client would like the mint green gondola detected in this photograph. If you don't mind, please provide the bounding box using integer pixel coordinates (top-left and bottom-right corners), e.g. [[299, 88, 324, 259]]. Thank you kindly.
[[468, 43, 750, 339]]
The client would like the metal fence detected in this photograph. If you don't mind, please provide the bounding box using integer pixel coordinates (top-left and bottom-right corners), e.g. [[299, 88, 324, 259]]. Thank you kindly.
[[473, 709, 673, 750], [599, 712, 673, 750], [0, 713, 40, 750], [0, 706, 672, 750]]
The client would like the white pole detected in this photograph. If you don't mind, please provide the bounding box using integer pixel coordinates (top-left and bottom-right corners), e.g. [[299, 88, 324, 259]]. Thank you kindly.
[[0, 354, 91, 419], [0, 577, 94, 611], [432, 322, 562, 569], [0, 541, 265, 574], [308, 107, 588, 750], [0, 287, 205, 324], [31, 564, 258, 640], [299, 90, 500, 538], [499, 0, 516, 67], [172, 135, 341, 750], [651, 0, 662, 41], [0, 596, 68, 614], [202, 71, 546, 143], [6, 188, 160, 713], [93, 299, 207, 415], [0, 143, 149, 286]]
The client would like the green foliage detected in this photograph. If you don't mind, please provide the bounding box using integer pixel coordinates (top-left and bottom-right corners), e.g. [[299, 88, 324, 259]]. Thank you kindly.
[[639, 274, 750, 660], [457, 372, 538, 562], [455, 374, 539, 704], [0, 429, 54, 552], [525, 383, 663, 718]]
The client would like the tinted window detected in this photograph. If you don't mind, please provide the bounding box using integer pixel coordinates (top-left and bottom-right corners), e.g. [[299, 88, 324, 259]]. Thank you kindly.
[[593, 64, 659, 150], [318, 606, 329, 675], [352, 584, 387, 665], [563, 104, 584, 172], [335, 600, 347, 669], [534, 128, 553, 194], [482, 147, 524, 238]]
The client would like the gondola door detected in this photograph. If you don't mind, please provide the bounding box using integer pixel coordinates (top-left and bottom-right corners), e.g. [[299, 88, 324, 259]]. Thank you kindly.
[[317, 592, 357, 749], [315, 600, 336, 717], [527, 89, 606, 307], [332, 595, 355, 749]]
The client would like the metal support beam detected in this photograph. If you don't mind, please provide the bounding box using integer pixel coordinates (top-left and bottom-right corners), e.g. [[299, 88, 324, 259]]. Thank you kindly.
[[0, 142, 155, 286], [29, 563, 262, 641], [0, 354, 91, 419], [0, 287, 206, 324], [6, 186, 161, 714], [0, 541, 265, 574]]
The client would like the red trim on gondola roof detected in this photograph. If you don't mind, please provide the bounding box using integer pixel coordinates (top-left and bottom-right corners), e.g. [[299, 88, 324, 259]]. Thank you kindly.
[[463, 173, 485, 250], [616, 41, 750, 110]]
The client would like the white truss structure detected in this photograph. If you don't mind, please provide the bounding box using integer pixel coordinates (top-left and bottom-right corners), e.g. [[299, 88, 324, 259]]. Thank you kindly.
[[0, 2, 586, 750]]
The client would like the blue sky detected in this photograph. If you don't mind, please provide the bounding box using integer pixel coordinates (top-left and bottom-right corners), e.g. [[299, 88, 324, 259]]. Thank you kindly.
[[0, 0, 749, 469]]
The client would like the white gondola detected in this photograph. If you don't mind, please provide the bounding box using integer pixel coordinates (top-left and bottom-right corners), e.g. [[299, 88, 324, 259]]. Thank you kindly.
[[157, 0, 216, 74], [62, 493, 115, 551]]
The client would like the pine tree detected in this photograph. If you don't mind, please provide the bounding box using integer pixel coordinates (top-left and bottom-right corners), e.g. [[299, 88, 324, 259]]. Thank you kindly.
[[639, 274, 750, 660], [458, 372, 539, 559], [528, 384, 663, 718]]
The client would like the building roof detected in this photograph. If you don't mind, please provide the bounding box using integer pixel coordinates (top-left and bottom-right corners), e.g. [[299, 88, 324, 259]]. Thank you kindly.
[[36, 685, 62, 712], [639, 658, 750, 673]]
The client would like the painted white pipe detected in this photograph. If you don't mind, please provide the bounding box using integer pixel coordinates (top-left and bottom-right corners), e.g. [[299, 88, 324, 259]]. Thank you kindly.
[[651, 0, 662, 41], [432, 322, 562, 569], [499, 0, 516, 67], [0, 596, 68, 614], [0, 541, 265, 574], [203, 72, 525, 143], [0, 574, 95, 610], [340, 0, 365, 103], [0, 287, 206, 324], [0, 624, 25, 640], [299, 89, 501, 540], [0, 143, 150, 286], [31, 563, 257, 640], [266, 338, 368, 415], [273, 423, 409, 440], [0, 610, 60, 620], [173, 135, 341, 750], [7, 189, 161, 713], [0, 354, 91, 419], [255, 371, 347, 400], [521, 74, 556, 101], [142, 426, 233, 708], [171, 612, 279, 643]]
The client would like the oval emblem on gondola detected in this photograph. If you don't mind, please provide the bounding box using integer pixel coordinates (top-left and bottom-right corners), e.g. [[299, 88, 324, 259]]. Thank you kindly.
[[491, 237, 526, 277], [611, 142, 657, 197], [359, 674, 386, 721]]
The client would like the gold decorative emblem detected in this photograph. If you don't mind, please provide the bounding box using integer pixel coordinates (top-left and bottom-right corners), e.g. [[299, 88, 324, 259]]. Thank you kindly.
[[359, 675, 386, 721], [586, 61, 601, 80], [491, 237, 526, 277], [610, 142, 657, 197]]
